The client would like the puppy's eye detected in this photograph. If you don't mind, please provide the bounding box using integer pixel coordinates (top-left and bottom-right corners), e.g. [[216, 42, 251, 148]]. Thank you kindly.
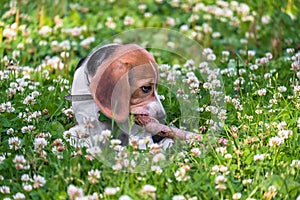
[[141, 85, 152, 93]]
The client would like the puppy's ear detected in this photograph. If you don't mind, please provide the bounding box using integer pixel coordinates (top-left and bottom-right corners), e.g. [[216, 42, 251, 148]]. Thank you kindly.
[[90, 60, 131, 122]]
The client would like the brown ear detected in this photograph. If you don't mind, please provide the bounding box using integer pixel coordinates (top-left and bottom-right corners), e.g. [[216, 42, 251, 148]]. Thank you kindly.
[[90, 60, 131, 122]]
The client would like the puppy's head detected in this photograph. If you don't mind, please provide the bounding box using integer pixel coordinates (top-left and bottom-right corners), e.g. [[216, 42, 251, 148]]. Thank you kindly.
[[90, 44, 165, 123]]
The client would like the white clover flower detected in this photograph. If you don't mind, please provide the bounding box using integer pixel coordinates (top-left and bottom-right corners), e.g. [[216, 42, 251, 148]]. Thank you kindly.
[[62, 27, 83, 37], [112, 163, 122, 171], [123, 16, 134, 26], [149, 143, 161, 154], [277, 130, 292, 139], [66, 126, 89, 148], [254, 154, 264, 161], [48, 85, 55, 91], [152, 152, 166, 163], [13, 192, 26, 199], [0, 102, 15, 113], [13, 155, 26, 165], [188, 14, 199, 23], [240, 38, 248, 44], [219, 166, 229, 174], [110, 139, 122, 146], [172, 195, 185, 200], [3, 27, 16, 40], [294, 86, 300, 96], [13, 155, 26, 170], [0, 186, 10, 194], [259, 57, 269, 65], [286, 48, 295, 54], [190, 147, 201, 156], [88, 169, 101, 184], [105, 17, 117, 29], [224, 96, 232, 103], [138, 4, 147, 11], [39, 40, 47, 46], [38, 26, 52, 37], [216, 147, 227, 155], [277, 86, 287, 93], [60, 51, 69, 58], [0, 155, 5, 165], [211, 165, 220, 175], [215, 184, 226, 190], [174, 167, 190, 182], [31, 111, 41, 119], [261, 15, 271, 24], [9, 136, 21, 150], [119, 195, 132, 200], [67, 185, 84, 200], [21, 174, 31, 182], [212, 32, 221, 38], [59, 40, 71, 51], [215, 175, 227, 184], [23, 183, 32, 192], [232, 192, 242, 199], [222, 50, 230, 57], [237, 3, 250, 16], [255, 109, 262, 114], [34, 138, 47, 151], [203, 82, 212, 89], [290, 160, 300, 168], [101, 129, 111, 139], [224, 153, 232, 160], [207, 53, 216, 61], [268, 136, 284, 146], [86, 146, 102, 157], [32, 174, 46, 188], [203, 48, 213, 56], [151, 165, 163, 174], [242, 179, 252, 185], [9, 82, 18, 88], [23, 95, 35, 105], [69, 125, 89, 139], [144, 12, 152, 18], [51, 40, 59, 51], [46, 56, 64, 70], [268, 185, 277, 193], [104, 187, 120, 195], [166, 17, 175, 26], [249, 64, 258, 70], [257, 88, 267, 96], [141, 184, 156, 193], [291, 61, 300, 71], [297, 72, 300, 79]]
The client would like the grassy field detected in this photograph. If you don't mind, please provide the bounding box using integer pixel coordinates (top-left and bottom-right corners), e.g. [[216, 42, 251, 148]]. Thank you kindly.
[[0, 0, 299, 199]]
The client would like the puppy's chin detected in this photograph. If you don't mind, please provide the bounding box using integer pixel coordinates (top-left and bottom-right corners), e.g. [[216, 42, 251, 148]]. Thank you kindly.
[[130, 105, 166, 124], [131, 112, 166, 127]]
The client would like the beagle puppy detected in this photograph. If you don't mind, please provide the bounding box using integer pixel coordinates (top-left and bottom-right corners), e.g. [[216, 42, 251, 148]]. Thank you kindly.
[[69, 44, 173, 149]]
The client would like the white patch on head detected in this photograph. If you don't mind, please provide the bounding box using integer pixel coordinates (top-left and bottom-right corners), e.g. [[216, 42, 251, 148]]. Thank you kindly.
[[148, 90, 166, 123]]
